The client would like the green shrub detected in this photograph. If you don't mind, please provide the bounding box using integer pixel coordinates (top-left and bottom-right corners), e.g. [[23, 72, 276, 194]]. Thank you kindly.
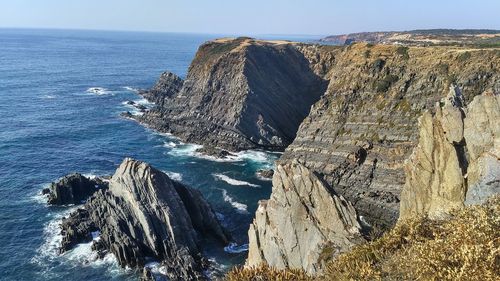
[[372, 58, 386, 72], [375, 74, 399, 92], [396, 46, 410, 60], [457, 51, 471, 62]]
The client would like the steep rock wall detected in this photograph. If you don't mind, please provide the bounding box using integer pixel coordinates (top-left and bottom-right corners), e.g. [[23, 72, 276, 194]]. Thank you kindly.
[[400, 89, 500, 219], [138, 38, 328, 151], [246, 160, 365, 274], [247, 43, 500, 274]]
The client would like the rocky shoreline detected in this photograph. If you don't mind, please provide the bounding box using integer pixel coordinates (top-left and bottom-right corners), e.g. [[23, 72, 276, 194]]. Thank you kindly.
[[41, 37, 499, 280], [44, 158, 230, 281]]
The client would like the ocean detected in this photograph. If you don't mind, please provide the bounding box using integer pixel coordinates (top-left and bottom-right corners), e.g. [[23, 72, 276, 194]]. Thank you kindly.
[[0, 29, 287, 280]]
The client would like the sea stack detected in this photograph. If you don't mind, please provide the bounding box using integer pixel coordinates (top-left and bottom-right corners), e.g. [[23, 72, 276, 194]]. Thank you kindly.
[[59, 158, 229, 280]]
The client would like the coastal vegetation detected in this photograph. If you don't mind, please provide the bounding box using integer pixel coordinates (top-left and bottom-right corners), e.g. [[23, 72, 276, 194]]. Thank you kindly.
[[226, 196, 500, 281]]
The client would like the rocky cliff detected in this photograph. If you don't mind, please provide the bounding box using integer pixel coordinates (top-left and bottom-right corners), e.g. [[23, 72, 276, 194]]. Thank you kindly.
[[247, 43, 500, 274], [400, 89, 499, 219], [247, 160, 365, 274], [59, 158, 229, 280], [137, 37, 328, 152]]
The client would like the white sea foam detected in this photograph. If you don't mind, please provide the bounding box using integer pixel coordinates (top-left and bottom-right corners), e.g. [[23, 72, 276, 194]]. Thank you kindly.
[[221, 189, 248, 214], [213, 174, 260, 187], [255, 172, 273, 182], [123, 86, 139, 93], [168, 143, 203, 157], [187, 148, 278, 169], [164, 171, 183, 181], [82, 173, 98, 180], [29, 185, 49, 204], [86, 87, 112, 96], [32, 209, 126, 277], [121, 97, 154, 117], [32, 208, 77, 265], [64, 230, 117, 267], [163, 141, 178, 148], [224, 242, 249, 254]]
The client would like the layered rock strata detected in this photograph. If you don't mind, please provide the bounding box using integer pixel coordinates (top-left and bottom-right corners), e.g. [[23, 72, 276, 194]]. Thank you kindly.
[[279, 44, 500, 229], [246, 160, 365, 274], [246, 43, 499, 274], [59, 158, 229, 280], [137, 37, 328, 151]]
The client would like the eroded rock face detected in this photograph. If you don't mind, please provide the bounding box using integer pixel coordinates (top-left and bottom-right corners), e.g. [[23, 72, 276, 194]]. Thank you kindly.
[[140, 71, 184, 107], [464, 92, 500, 205], [46, 173, 107, 205], [279, 44, 500, 229], [137, 38, 328, 151], [400, 89, 500, 219], [246, 160, 365, 274], [60, 158, 228, 280], [245, 44, 499, 275]]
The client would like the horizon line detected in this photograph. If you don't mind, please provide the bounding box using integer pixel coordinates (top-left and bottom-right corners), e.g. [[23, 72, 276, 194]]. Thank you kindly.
[[0, 26, 330, 38], [2, 26, 498, 38]]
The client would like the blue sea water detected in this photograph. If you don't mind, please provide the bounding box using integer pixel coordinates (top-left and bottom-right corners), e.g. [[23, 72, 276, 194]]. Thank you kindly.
[[0, 29, 282, 280]]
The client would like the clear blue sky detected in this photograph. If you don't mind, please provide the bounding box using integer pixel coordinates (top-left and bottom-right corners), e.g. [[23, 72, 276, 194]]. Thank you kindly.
[[1, 0, 499, 36]]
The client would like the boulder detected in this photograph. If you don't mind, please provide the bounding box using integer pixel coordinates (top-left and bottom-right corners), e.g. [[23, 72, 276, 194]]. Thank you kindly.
[[256, 169, 274, 179]]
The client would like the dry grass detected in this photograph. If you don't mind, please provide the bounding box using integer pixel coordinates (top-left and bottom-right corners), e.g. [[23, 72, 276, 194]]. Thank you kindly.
[[226, 264, 312, 281], [324, 196, 499, 281], [225, 197, 499, 281]]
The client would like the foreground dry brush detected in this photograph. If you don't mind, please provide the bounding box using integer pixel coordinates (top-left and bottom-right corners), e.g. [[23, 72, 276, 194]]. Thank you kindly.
[[226, 196, 499, 281]]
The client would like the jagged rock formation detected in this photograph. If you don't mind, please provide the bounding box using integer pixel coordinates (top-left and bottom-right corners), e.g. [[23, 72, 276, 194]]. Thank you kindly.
[[247, 160, 365, 274], [279, 43, 500, 229], [246, 43, 499, 274], [400, 89, 500, 219], [44, 173, 107, 205], [140, 71, 183, 106], [60, 158, 229, 280], [137, 37, 328, 152]]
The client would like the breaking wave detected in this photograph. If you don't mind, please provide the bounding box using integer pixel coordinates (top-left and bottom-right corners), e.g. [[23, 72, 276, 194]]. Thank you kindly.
[[168, 143, 203, 157], [122, 86, 139, 93], [224, 242, 249, 254], [221, 189, 248, 214], [213, 174, 260, 187], [163, 171, 183, 181]]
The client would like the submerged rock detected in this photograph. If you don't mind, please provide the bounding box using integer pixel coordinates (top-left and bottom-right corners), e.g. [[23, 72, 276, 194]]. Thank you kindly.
[[256, 169, 274, 179], [195, 146, 236, 159], [46, 173, 107, 205], [59, 158, 229, 280]]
